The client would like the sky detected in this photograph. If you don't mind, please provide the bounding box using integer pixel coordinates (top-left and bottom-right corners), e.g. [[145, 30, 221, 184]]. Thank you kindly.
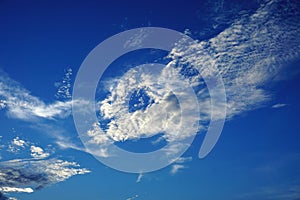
[[0, 0, 300, 199]]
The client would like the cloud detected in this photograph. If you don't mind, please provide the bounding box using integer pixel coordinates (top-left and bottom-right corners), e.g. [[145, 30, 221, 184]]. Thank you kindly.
[[170, 157, 192, 174], [126, 194, 139, 200], [0, 158, 90, 193], [170, 164, 186, 175], [11, 137, 27, 148], [7, 137, 28, 153], [30, 146, 50, 159], [86, 0, 300, 162], [169, 0, 300, 119], [0, 100, 6, 109], [0, 70, 73, 120], [136, 173, 143, 183], [0, 187, 33, 193], [272, 103, 287, 109], [93, 64, 200, 157], [55, 68, 73, 100]]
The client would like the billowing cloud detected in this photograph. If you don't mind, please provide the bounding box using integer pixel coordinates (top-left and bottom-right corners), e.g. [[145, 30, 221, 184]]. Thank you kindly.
[[30, 146, 50, 159], [0, 158, 90, 199], [7, 137, 28, 153], [88, 0, 300, 160], [11, 138, 27, 148]]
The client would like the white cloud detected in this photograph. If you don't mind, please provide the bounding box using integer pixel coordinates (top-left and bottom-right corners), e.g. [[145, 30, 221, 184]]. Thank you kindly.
[[55, 68, 73, 100], [272, 103, 287, 109], [169, 0, 300, 119], [172, 156, 192, 164], [0, 158, 90, 190], [8, 137, 28, 153], [0, 71, 75, 121], [136, 173, 143, 183], [0, 187, 33, 193], [0, 99, 6, 109], [170, 164, 186, 175], [94, 64, 199, 151], [170, 157, 192, 174], [85, 0, 300, 161], [12, 137, 27, 148], [126, 194, 139, 200], [30, 145, 50, 159]]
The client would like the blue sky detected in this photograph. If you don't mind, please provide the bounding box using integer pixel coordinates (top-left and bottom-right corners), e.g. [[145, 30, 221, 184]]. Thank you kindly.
[[0, 0, 300, 199]]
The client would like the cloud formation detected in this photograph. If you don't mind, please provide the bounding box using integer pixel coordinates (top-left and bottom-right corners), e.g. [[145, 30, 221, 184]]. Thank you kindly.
[[272, 103, 287, 109], [0, 70, 73, 120], [86, 0, 300, 160], [170, 0, 300, 119], [170, 157, 192, 174], [30, 146, 50, 159], [0, 158, 90, 199], [55, 68, 73, 100], [0, 187, 33, 193]]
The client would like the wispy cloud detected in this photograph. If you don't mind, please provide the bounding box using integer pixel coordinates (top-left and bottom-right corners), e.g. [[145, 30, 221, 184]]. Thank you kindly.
[[170, 0, 300, 119], [0, 70, 73, 120], [272, 103, 287, 109], [170, 157, 192, 175], [126, 194, 139, 200], [136, 173, 143, 183]]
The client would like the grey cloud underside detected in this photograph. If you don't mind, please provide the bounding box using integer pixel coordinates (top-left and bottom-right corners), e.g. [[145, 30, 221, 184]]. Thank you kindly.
[[0, 158, 90, 199]]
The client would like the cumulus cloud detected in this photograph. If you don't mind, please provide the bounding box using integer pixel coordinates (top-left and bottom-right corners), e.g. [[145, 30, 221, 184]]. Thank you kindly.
[[30, 146, 50, 159], [89, 63, 200, 158], [82, 0, 300, 163], [0, 158, 90, 199], [7, 137, 28, 153], [0, 136, 89, 199], [11, 138, 27, 148]]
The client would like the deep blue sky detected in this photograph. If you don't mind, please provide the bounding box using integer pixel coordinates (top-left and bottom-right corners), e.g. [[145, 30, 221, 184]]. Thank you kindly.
[[0, 0, 300, 200]]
